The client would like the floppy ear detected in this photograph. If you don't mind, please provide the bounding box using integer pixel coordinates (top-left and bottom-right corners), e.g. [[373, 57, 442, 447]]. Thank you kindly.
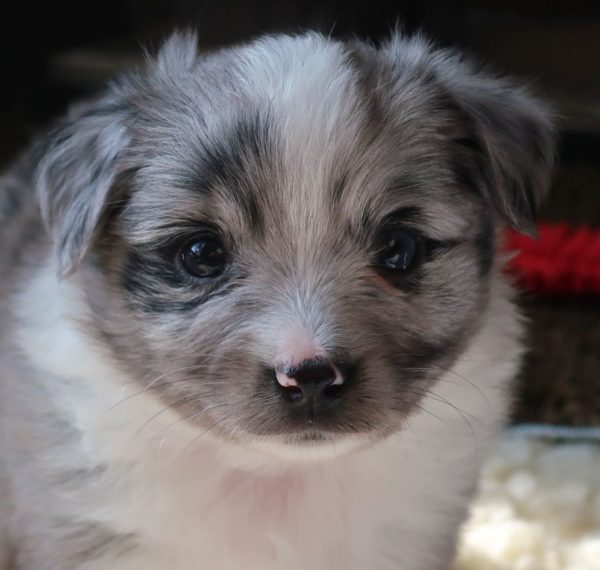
[[33, 94, 132, 277], [438, 60, 556, 233], [384, 34, 556, 233]]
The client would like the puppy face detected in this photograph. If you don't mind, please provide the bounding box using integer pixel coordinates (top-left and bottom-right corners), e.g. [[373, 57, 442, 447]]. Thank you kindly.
[[34, 33, 554, 451]]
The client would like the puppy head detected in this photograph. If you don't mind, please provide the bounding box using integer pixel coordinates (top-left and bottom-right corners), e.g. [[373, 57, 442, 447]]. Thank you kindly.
[[34, 32, 554, 455]]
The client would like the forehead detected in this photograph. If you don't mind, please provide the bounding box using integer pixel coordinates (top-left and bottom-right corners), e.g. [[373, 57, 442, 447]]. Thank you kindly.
[[126, 35, 478, 242]]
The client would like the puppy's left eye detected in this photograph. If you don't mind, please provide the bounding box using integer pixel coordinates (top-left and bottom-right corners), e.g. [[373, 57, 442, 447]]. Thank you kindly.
[[180, 236, 228, 278], [376, 228, 420, 272]]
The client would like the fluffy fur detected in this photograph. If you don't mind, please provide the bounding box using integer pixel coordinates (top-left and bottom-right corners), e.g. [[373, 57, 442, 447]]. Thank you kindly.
[[0, 31, 554, 569]]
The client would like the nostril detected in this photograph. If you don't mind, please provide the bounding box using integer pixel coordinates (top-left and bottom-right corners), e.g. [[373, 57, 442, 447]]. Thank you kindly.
[[289, 363, 337, 385], [322, 382, 344, 400], [280, 385, 303, 403]]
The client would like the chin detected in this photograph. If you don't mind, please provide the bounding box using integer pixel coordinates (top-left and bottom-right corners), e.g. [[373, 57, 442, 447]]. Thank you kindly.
[[247, 431, 373, 462]]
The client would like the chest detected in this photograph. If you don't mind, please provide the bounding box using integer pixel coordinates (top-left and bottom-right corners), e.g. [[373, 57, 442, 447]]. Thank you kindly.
[[79, 441, 389, 570]]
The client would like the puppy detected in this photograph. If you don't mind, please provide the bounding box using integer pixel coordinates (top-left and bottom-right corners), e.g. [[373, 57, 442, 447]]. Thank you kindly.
[[0, 31, 554, 570]]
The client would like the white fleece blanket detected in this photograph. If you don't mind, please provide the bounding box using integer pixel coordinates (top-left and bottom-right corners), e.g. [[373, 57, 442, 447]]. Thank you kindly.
[[454, 428, 600, 570]]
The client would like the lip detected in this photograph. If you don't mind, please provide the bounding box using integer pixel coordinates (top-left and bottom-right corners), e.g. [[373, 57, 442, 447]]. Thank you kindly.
[[290, 430, 333, 443], [247, 430, 371, 462], [278, 427, 366, 446]]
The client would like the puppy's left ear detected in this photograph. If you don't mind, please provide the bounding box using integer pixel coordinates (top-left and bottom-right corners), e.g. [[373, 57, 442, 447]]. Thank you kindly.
[[441, 65, 556, 233], [33, 94, 132, 277]]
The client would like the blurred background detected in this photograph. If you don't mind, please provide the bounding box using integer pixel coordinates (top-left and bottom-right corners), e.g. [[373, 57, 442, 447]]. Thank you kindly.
[[1, 0, 598, 426]]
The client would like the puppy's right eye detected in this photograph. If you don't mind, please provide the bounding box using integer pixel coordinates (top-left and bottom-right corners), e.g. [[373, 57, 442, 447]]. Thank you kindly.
[[179, 236, 228, 278], [376, 228, 421, 273]]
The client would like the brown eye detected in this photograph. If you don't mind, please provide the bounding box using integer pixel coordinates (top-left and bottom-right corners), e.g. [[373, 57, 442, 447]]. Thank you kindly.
[[377, 228, 419, 272], [180, 236, 228, 278]]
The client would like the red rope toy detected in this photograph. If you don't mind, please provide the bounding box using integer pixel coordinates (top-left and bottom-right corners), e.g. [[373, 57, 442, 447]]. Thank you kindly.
[[504, 223, 600, 296]]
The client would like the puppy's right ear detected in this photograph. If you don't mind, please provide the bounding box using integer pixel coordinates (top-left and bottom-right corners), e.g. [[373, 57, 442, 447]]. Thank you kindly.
[[33, 94, 132, 277], [383, 33, 555, 234]]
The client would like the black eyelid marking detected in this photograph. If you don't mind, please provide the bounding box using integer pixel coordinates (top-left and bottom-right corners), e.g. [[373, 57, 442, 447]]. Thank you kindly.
[[122, 246, 242, 315]]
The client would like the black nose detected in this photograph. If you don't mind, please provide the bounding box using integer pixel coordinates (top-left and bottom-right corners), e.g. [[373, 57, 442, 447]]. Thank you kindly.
[[274, 359, 345, 408]]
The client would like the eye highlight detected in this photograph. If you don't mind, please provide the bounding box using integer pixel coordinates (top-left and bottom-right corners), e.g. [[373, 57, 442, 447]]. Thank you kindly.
[[179, 235, 228, 278], [373, 226, 424, 288], [377, 228, 419, 272]]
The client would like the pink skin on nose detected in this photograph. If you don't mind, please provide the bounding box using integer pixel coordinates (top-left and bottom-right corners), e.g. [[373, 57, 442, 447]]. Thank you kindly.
[[274, 332, 344, 388], [275, 370, 300, 388]]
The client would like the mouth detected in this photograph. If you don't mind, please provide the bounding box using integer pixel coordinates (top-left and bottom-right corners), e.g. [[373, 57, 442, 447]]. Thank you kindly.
[[283, 429, 341, 444], [250, 429, 370, 461]]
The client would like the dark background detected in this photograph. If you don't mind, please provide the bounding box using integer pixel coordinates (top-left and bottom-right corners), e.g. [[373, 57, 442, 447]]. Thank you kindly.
[[1, 0, 599, 425]]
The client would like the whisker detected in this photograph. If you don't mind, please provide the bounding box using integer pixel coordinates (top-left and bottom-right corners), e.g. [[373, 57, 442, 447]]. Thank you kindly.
[[402, 365, 492, 416], [183, 413, 234, 457], [105, 366, 224, 413], [423, 391, 479, 452], [157, 401, 227, 435], [128, 393, 210, 444]]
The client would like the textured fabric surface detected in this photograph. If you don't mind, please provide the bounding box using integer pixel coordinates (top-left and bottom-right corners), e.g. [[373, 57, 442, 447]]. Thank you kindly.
[[506, 224, 600, 295], [454, 430, 600, 570]]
